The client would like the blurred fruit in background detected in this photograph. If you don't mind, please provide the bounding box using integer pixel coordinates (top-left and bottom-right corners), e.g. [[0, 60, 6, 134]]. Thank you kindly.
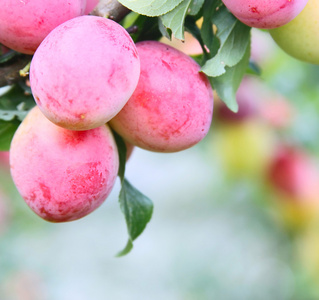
[[0, 188, 10, 236], [211, 120, 275, 179], [0, 151, 10, 171], [259, 96, 294, 129], [267, 144, 319, 231], [0, 269, 47, 300], [250, 28, 278, 67], [214, 77, 260, 123], [214, 75, 294, 128], [210, 75, 284, 179], [296, 221, 319, 287], [0, 152, 11, 235], [269, 0, 319, 64], [268, 145, 319, 199]]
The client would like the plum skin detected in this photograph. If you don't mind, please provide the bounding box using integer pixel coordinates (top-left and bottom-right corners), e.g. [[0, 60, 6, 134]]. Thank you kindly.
[[221, 0, 309, 29], [30, 15, 140, 131], [0, 0, 85, 54], [110, 41, 214, 153], [9, 107, 119, 222]]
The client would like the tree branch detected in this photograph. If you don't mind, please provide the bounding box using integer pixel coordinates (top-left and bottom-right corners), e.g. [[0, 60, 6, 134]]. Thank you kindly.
[[91, 0, 130, 22]]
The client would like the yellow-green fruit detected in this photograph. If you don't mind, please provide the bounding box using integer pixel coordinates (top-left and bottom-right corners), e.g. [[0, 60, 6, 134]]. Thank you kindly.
[[212, 120, 275, 178], [269, 0, 319, 64], [270, 192, 319, 232], [296, 222, 319, 284]]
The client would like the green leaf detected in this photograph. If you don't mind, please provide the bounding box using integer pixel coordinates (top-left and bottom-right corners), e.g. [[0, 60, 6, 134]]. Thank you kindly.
[[160, 0, 192, 40], [158, 17, 172, 40], [247, 60, 262, 76], [0, 85, 35, 121], [117, 0, 184, 17], [188, 0, 205, 16], [112, 126, 153, 257], [201, 6, 251, 77], [0, 119, 20, 151], [200, 0, 221, 55], [210, 40, 251, 112], [117, 178, 153, 256], [116, 239, 133, 257]]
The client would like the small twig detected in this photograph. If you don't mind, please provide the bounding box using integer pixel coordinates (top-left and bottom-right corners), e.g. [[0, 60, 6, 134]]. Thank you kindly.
[[19, 61, 31, 77], [126, 25, 138, 35]]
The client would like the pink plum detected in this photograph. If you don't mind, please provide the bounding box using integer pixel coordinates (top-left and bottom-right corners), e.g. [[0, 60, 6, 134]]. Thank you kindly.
[[30, 15, 140, 131], [0, 0, 86, 54], [110, 41, 214, 153], [221, 0, 309, 29], [10, 106, 119, 222]]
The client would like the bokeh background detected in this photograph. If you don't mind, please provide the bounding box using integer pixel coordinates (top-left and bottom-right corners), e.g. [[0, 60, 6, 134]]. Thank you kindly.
[[2, 28, 319, 299]]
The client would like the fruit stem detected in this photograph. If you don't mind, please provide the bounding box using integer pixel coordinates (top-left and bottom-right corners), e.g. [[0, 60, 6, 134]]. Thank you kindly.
[[19, 61, 31, 77]]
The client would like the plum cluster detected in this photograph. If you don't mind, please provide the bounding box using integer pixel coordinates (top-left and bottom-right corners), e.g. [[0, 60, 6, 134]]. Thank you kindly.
[[4, 8, 214, 222]]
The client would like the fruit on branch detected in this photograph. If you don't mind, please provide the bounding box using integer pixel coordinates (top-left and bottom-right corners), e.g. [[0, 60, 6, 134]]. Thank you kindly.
[[110, 41, 214, 153], [269, 0, 319, 64], [0, 0, 86, 54], [10, 106, 119, 222], [221, 0, 309, 29], [30, 15, 140, 131], [84, 0, 99, 14]]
